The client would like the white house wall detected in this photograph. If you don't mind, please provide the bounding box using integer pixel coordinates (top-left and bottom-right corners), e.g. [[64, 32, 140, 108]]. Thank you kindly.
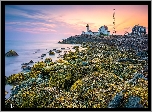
[[107, 32, 110, 35], [82, 25, 110, 36]]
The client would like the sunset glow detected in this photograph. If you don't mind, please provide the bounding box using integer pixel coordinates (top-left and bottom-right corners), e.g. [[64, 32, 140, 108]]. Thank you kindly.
[[5, 5, 148, 40]]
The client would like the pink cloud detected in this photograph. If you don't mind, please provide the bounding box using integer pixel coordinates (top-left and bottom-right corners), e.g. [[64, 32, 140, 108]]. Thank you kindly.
[[63, 32, 76, 35], [38, 28, 57, 32], [14, 27, 57, 34], [6, 22, 56, 28], [6, 5, 148, 36], [5, 21, 57, 34], [15, 28, 39, 33]]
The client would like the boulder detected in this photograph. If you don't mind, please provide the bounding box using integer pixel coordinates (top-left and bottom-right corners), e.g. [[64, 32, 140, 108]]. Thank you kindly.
[[136, 51, 148, 58], [72, 46, 79, 49], [108, 91, 124, 108], [29, 60, 34, 63], [5, 50, 18, 57], [55, 50, 62, 53], [82, 61, 89, 66], [56, 59, 65, 63], [44, 58, 52, 63], [21, 63, 29, 66], [49, 51, 55, 55], [21, 65, 31, 71], [41, 54, 46, 57], [58, 41, 61, 43], [124, 96, 143, 108]]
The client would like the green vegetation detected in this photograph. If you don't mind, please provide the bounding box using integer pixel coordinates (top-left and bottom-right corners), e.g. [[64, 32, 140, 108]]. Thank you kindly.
[[5, 42, 148, 108]]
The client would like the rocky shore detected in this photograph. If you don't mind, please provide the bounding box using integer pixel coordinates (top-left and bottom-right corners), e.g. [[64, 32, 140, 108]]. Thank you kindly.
[[5, 50, 19, 57], [5, 34, 148, 108]]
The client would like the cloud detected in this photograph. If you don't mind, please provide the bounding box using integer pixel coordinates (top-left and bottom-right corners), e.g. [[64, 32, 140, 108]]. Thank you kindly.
[[123, 27, 131, 31], [5, 5, 54, 22], [5, 20, 58, 34], [6, 21, 56, 28], [106, 24, 114, 27], [15, 28, 39, 34], [63, 32, 76, 36], [5, 6, 112, 35], [14, 27, 57, 34], [115, 17, 131, 29], [5, 6, 77, 35], [5, 5, 148, 36]]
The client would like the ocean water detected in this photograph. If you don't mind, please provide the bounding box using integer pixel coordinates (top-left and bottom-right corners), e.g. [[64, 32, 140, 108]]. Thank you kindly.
[[5, 39, 81, 99]]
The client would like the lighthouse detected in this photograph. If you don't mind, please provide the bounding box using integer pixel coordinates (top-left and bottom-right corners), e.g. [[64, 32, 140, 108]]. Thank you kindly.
[[86, 24, 89, 32]]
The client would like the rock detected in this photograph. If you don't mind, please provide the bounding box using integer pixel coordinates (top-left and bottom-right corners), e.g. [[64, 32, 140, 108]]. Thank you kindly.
[[128, 73, 147, 84], [124, 96, 143, 108], [108, 91, 124, 108], [21, 63, 29, 65], [56, 59, 65, 63], [136, 51, 148, 58], [29, 60, 34, 63], [5, 76, 8, 85], [49, 51, 55, 55], [64, 51, 68, 53], [55, 50, 62, 53], [5, 91, 8, 96], [44, 58, 52, 63], [118, 58, 138, 64], [41, 54, 46, 57], [142, 57, 148, 60], [5, 50, 19, 57], [82, 61, 89, 66], [58, 54, 64, 58], [21, 65, 31, 71], [72, 46, 79, 49]]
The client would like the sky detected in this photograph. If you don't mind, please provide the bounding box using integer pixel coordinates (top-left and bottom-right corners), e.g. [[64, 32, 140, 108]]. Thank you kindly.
[[5, 5, 148, 41]]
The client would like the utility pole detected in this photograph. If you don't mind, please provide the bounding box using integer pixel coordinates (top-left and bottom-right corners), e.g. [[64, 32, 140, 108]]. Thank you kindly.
[[113, 9, 116, 35]]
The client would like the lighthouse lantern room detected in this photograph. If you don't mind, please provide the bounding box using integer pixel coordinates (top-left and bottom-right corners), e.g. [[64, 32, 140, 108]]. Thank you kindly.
[[86, 24, 89, 32]]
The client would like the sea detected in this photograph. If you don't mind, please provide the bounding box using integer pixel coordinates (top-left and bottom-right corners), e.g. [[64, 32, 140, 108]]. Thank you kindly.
[[5, 39, 81, 99]]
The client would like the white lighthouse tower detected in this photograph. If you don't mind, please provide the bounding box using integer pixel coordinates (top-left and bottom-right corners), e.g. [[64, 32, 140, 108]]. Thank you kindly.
[[86, 24, 89, 32]]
